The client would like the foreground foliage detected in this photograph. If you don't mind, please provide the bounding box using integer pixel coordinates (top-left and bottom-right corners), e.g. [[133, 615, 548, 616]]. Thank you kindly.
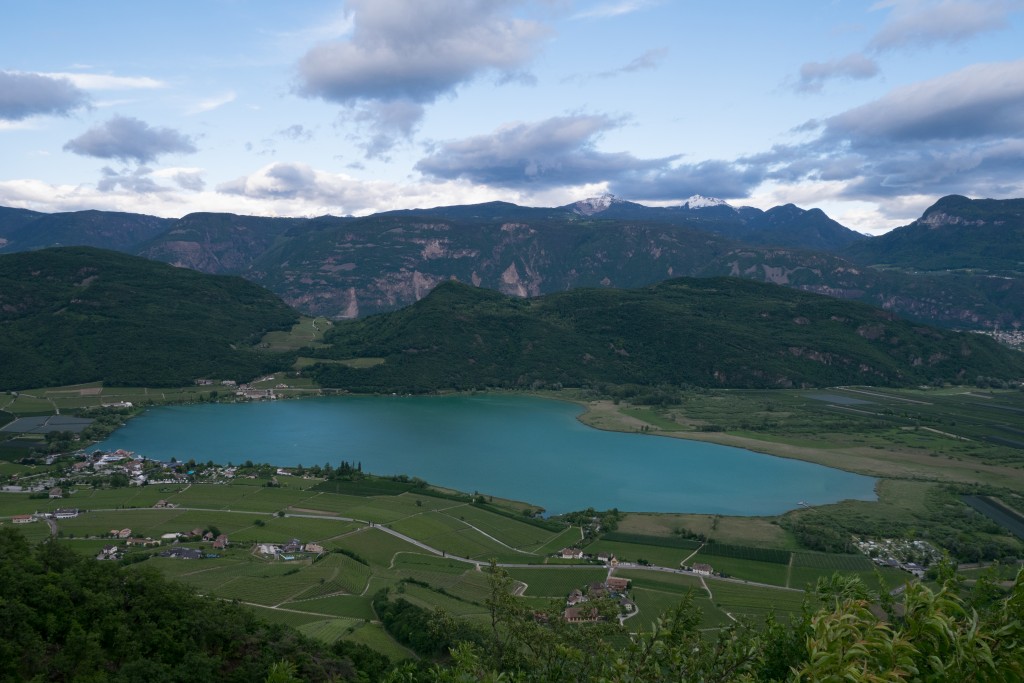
[[3, 521, 1022, 681], [0, 528, 368, 682], [378, 565, 1023, 682]]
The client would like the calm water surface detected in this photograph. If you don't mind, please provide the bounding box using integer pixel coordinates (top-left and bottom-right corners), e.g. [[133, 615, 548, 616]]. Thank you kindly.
[[95, 394, 876, 515]]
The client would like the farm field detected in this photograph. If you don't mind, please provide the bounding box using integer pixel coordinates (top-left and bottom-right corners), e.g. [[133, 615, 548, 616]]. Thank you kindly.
[[7, 383, 1022, 663], [0, 473, 993, 661]]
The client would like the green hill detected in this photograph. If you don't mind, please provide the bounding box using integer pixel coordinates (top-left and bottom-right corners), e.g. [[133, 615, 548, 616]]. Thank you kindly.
[[306, 278, 1024, 392], [0, 247, 299, 389], [844, 195, 1024, 274]]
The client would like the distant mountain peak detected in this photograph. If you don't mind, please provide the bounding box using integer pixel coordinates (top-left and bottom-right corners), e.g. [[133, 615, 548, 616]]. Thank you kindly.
[[681, 194, 732, 210], [570, 193, 620, 215]]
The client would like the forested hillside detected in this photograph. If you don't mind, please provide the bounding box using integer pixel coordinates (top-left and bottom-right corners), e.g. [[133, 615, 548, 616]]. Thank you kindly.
[[0, 247, 298, 389], [306, 278, 1024, 392], [0, 528, 383, 682]]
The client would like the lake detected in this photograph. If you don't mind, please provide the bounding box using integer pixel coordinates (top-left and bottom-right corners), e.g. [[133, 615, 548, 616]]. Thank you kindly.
[[94, 394, 877, 515]]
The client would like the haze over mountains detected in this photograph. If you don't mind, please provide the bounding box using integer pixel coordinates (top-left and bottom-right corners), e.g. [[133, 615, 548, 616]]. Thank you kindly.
[[1, 194, 1022, 330]]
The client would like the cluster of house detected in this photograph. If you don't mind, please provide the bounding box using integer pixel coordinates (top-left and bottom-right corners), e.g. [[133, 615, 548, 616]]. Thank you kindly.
[[196, 376, 280, 400], [558, 547, 618, 565], [562, 576, 635, 623], [258, 538, 324, 560], [854, 537, 940, 578], [11, 508, 80, 524]]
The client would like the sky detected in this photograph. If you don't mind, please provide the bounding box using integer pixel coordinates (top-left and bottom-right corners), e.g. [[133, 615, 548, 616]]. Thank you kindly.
[[2, 0, 1024, 235]]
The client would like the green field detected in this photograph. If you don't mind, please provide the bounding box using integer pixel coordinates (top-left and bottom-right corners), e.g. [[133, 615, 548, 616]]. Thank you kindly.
[[504, 567, 610, 597]]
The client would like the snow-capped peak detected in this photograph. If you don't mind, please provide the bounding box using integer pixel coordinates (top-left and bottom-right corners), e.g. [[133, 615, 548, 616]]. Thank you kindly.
[[682, 194, 730, 209], [572, 193, 619, 215]]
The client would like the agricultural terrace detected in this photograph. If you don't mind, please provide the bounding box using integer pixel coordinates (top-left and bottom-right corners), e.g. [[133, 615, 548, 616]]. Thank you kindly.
[[0, 476, 948, 661]]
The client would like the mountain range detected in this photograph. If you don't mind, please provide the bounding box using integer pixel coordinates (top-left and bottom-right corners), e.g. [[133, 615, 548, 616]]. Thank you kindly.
[[2, 246, 1020, 392], [2, 194, 1022, 330]]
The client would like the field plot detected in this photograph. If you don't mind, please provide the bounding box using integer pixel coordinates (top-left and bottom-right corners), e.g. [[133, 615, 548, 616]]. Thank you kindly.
[[689, 555, 789, 586], [343, 622, 415, 661], [437, 504, 561, 552], [285, 595, 377, 620], [182, 559, 339, 606], [629, 587, 728, 628], [704, 581, 805, 622], [55, 508, 185, 536], [286, 491, 374, 517], [585, 539, 694, 568], [390, 555, 493, 600], [532, 526, 584, 557], [389, 512, 527, 561], [0, 493, 41, 517], [399, 583, 490, 618], [70, 486, 173, 509], [291, 554, 373, 598], [505, 567, 609, 597], [296, 618, 364, 643], [232, 516, 361, 544], [166, 484, 267, 509], [329, 527, 428, 567], [7, 521, 52, 544]]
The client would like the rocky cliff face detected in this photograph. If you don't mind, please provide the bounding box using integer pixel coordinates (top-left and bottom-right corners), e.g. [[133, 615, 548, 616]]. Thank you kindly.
[[2, 196, 1022, 330]]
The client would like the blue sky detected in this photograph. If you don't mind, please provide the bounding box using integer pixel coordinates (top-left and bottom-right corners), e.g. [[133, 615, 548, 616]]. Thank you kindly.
[[2, 0, 1023, 234]]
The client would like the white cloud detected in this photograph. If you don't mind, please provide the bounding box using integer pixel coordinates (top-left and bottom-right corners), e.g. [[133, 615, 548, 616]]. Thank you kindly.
[[572, 1, 660, 20], [796, 53, 880, 93], [868, 0, 1022, 51], [187, 91, 237, 115], [42, 72, 167, 90]]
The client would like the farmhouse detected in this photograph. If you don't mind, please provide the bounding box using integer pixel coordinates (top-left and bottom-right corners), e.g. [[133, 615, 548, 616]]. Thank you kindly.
[[96, 545, 119, 561], [606, 577, 630, 593], [304, 542, 324, 554], [563, 606, 602, 623], [560, 547, 584, 560], [212, 534, 229, 550], [126, 537, 159, 547], [692, 563, 714, 575], [48, 487, 63, 499], [117, 528, 132, 539], [12, 514, 34, 524], [160, 548, 203, 560]]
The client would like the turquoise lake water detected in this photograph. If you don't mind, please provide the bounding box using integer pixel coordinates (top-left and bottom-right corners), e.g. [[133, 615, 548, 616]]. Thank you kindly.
[[94, 394, 877, 515]]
